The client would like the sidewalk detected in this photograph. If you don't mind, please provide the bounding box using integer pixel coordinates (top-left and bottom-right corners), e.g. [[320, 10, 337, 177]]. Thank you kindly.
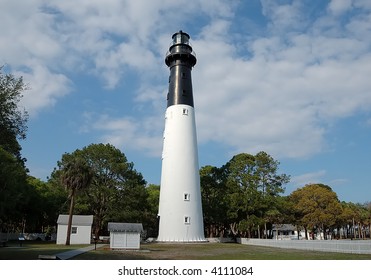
[[39, 244, 106, 260], [57, 244, 106, 260]]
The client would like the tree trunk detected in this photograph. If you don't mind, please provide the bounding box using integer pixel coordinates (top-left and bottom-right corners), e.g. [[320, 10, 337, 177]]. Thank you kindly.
[[304, 227, 308, 240], [276, 227, 279, 240], [257, 225, 261, 239], [22, 218, 26, 234], [65, 190, 75, 246], [229, 222, 238, 236], [359, 223, 363, 239], [93, 216, 102, 241], [264, 223, 267, 239], [94, 225, 100, 241]]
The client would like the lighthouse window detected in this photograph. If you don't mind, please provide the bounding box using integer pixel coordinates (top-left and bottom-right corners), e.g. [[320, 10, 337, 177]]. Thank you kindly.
[[182, 72, 186, 78], [182, 108, 188, 115], [184, 193, 190, 201], [184, 216, 191, 224], [182, 89, 186, 96]]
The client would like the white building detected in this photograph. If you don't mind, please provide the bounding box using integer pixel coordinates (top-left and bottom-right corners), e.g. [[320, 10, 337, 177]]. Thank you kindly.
[[272, 224, 307, 240], [108, 223, 143, 249], [56, 215, 93, 245]]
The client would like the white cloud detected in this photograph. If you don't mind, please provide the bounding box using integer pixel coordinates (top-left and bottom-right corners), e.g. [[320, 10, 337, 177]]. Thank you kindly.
[[17, 63, 71, 117], [45, 0, 234, 89], [134, 86, 165, 112], [2, 0, 371, 164], [92, 114, 163, 157], [260, 0, 307, 32], [188, 3, 371, 159], [354, 0, 371, 10], [328, 0, 353, 16], [94, 40, 158, 89], [0, 0, 235, 114], [0, 0, 62, 66], [0, 0, 70, 116]]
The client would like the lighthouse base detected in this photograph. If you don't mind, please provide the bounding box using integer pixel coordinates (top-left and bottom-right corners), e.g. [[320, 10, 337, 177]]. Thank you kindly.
[[156, 236, 208, 243]]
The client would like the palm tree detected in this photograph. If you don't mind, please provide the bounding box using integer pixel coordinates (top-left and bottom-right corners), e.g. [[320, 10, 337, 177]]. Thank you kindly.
[[60, 157, 93, 245]]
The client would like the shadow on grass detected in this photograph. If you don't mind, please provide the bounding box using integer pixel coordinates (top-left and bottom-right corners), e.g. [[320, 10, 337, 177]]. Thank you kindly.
[[0, 240, 90, 260]]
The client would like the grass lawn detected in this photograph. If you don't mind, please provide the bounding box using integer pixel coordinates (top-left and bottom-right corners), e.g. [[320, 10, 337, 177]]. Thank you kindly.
[[72, 242, 371, 260], [0, 240, 90, 260], [2, 241, 371, 260]]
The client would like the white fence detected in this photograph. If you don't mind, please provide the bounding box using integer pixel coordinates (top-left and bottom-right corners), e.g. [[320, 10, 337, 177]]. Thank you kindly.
[[237, 238, 371, 255]]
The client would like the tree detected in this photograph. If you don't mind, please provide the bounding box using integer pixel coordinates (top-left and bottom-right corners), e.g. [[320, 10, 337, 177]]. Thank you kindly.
[[0, 66, 28, 162], [145, 184, 160, 237], [1, 148, 65, 234], [337, 201, 355, 239], [289, 183, 342, 240], [0, 147, 28, 232], [50, 143, 147, 239], [264, 196, 294, 239], [26, 176, 67, 234], [254, 152, 290, 237], [79, 143, 147, 238], [223, 152, 289, 238], [344, 202, 371, 239], [223, 153, 259, 237], [60, 156, 93, 245], [364, 202, 371, 239], [200, 165, 230, 237], [0, 67, 30, 232]]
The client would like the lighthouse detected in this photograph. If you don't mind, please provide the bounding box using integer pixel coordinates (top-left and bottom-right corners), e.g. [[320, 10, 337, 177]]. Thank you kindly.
[[157, 31, 206, 242]]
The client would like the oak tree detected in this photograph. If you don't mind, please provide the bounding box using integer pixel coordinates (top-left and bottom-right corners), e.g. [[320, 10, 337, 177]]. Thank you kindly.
[[289, 183, 342, 239]]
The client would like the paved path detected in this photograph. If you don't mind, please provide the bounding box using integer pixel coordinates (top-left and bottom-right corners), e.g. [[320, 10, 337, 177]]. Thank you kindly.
[[52, 244, 106, 260]]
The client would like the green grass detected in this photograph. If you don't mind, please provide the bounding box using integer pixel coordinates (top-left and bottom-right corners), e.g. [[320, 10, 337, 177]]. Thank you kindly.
[[73, 242, 371, 260], [0, 240, 90, 260], [1, 241, 371, 260]]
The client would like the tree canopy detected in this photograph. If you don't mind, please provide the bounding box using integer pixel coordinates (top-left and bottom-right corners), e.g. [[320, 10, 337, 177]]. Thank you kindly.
[[50, 143, 148, 238], [0, 67, 31, 232], [200, 151, 290, 238], [289, 183, 342, 239], [0, 66, 28, 162], [200, 165, 230, 237], [0, 146, 28, 231]]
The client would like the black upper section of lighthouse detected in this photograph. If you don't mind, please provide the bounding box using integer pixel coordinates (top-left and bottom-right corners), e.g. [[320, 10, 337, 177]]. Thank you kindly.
[[165, 30, 197, 108]]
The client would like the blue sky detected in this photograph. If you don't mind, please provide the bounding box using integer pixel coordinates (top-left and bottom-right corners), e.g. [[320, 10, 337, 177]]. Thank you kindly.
[[1, 0, 371, 203]]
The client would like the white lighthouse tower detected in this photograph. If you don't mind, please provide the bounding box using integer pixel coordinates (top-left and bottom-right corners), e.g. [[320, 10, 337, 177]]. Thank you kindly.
[[157, 31, 206, 242]]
